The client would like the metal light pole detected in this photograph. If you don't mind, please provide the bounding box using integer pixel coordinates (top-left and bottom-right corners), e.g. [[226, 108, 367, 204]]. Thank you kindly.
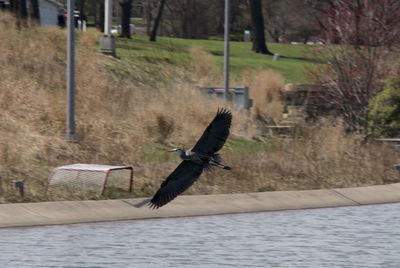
[[64, 0, 77, 141], [100, 0, 116, 56], [223, 0, 230, 99], [105, 0, 112, 35]]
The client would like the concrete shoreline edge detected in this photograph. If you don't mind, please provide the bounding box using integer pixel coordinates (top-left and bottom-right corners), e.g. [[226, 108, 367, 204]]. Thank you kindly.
[[1, 183, 400, 228]]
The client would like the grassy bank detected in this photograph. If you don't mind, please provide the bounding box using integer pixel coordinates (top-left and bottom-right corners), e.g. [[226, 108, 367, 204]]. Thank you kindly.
[[0, 14, 398, 203], [114, 35, 317, 84]]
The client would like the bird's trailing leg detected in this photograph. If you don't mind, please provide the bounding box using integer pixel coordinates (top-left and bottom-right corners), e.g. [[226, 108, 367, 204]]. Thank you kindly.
[[203, 154, 232, 171], [209, 159, 232, 170], [132, 198, 151, 208], [147, 108, 232, 209]]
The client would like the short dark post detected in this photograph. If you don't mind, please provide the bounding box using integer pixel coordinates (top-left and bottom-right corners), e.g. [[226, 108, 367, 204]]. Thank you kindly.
[[13, 180, 24, 198]]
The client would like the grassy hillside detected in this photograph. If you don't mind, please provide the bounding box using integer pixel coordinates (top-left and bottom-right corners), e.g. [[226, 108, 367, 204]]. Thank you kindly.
[[114, 35, 318, 84], [0, 14, 398, 203]]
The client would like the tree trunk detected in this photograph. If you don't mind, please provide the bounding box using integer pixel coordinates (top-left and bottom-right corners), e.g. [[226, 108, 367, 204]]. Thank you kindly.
[[12, 0, 28, 28], [18, 0, 27, 19], [78, 0, 86, 23], [30, 0, 40, 21], [97, 1, 104, 32], [149, 0, 166, 41], [120, 0, 133, 38], [249, 0, 272, 54], [145, 0, 153, 36], [9, 0, 17, 13]]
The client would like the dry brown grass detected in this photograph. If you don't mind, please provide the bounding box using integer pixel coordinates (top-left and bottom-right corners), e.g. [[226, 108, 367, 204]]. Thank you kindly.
[[242, 69, 285, 123], [272, 120, 398, 189], [189, 46, 221, 86], [186, 120, 398, 196], [0, 13, 398, 203], [0, 14, 247, 201]]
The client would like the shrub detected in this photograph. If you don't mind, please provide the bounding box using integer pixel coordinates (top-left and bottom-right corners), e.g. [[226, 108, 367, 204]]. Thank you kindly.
[[369, 77, 400, 137], [309, 0, 400, 134], [242, 69, 285, 124]]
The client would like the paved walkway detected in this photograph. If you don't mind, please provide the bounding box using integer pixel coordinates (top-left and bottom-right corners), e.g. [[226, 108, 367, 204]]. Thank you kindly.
[[1, 183, 400, 228]]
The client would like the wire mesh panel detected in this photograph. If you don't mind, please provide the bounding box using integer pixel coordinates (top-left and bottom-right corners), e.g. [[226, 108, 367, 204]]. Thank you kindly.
[[48, 164, 133, 195], [49, 169, 106, 193], [106, 168, 133, 190]]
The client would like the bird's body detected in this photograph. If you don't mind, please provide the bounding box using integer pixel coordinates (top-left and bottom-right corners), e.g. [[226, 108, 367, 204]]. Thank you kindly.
[[145, 108, 232, 209], [169, 148, 231, 170]]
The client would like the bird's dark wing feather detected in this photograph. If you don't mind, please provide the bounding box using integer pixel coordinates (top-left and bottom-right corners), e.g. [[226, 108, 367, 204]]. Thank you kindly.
[[149, 161, 204, 209], [191, 108, 232, 154]]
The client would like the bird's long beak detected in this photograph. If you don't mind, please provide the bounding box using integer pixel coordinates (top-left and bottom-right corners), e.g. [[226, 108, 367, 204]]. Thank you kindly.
[[166, 149, 174, 152]]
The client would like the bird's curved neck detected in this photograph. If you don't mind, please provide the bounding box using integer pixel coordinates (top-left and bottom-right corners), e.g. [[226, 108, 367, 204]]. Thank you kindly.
[[180, 149, 188, 160]]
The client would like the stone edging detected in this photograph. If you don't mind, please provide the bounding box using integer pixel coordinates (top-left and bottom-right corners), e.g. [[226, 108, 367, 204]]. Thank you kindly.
[[1, 183, 400, 228]]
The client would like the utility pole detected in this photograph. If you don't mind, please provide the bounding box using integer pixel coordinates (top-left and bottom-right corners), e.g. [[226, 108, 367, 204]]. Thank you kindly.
[[105, 0, 112, 35], [100, 0, 116, 56], [223, 0, 230, 99], [64, 0, 78, 141]]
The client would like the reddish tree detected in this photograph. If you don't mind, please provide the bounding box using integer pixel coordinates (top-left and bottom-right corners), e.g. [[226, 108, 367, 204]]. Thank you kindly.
[[310, 0, 400, 133]]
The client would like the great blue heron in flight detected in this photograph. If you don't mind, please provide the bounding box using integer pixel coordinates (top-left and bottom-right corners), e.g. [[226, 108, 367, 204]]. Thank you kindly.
[[136, 108, 232, 209]]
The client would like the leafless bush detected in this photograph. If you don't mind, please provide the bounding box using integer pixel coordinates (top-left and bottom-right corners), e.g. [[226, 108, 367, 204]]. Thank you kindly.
[[309, 0, 400, 133], [242, 69, 285, 123]]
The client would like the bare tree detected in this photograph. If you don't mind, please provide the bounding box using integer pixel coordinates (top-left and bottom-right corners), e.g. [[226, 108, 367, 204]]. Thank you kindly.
[[96, 1, 105, 32], [30, 0, 40, 21], [139, 0, 247, 40], [261, 0, 284, 43], [149, 0, 166, 41], [161, 0, 216, 39], [145, 0, 156, 35], [77, 0, 86, 22], [10, 0, 28, 27], [119, 0, 133, 38], [310, 0, 400, 133], [18, 0, 27, 18], [262, 0, 316, 43], [249, 0, 272, 54], [8, 0, 26, 18]]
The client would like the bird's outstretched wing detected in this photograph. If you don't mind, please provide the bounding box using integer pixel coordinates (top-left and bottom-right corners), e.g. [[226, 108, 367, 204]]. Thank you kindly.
[[191, 108, 232, 154], [149, 161, 204, 209]]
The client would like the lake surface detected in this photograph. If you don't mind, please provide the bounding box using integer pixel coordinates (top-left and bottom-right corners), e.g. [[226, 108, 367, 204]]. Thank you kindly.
[[0, 203, 399, 267]]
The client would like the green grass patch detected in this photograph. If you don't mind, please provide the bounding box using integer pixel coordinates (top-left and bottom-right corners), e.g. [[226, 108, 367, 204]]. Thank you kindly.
[[144, 143, 178, 162], [113, 36, 324, 84], [225, 137, 276, 155], [130, 18, 147, 27], [116, 36, 191, 67]]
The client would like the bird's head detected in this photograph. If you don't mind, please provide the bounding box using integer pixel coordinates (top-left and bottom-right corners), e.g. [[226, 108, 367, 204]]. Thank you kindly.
[[166, 148, 184, 154]]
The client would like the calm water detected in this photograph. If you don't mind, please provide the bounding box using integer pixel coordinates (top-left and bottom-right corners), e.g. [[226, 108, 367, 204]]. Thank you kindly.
[[1, 203, 399, 268]]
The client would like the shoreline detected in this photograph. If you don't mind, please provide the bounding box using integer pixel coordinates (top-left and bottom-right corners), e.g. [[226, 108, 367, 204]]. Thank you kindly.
[[1, 183, 400, 228]]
